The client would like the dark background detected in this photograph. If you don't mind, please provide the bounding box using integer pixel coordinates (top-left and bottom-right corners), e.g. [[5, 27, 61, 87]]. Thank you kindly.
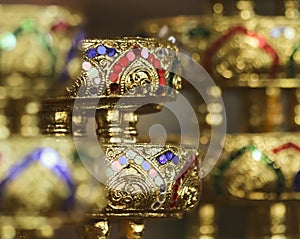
[[2, 0, 286, 37]]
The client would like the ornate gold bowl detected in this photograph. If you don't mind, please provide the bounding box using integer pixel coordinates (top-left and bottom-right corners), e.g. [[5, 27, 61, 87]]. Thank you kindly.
[[89, 143, 200, 219], [0, 4, 84, 137], [194, 132, 300, 238], [211, 132, 300, 201], [0, 4, 83, 90], [0, 135, 106, 238], [139, 1, 300, 133], [139, 1, 300, 82]]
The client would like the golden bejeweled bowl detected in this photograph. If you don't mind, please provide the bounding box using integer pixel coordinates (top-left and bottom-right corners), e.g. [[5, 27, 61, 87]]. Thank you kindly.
[[40, 37, 183, 137], [0, 4, 84, 137], [139, 1, 300, 133], [193, 132, 300, 239], [139, 1, 300, 82], [0, 135, 106, 238], [211, 132, 300, 202], [88, 143, 201, 219], [0, 4, 83, 91]]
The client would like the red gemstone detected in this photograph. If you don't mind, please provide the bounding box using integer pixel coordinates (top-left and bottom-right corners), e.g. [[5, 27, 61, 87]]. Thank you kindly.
[[171, 193, 179, 204], [148, 54, 155, 64], [159, 77, 166, 85], [273, 142, 300, 154], [133, 47, 141, 56], [109, 72, 118, 82], [154, 59, 161, 68], [126, 51, 136, 61], [51, 21, 70, 32], [171, 195, 178, 201], [157, 69, 165, 77], [120, 57, 129, 67], [172, 185, 179, 192], [113, 64, 122, 74], [110, 83, 119, 93]]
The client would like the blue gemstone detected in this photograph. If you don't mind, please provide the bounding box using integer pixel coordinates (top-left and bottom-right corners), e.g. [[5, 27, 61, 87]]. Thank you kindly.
[[293, 170, 300, 191], [107, 47, 116, 57], [87, 48, 97, 58], [157, 154, 167, 165], [142, 161, 150, 171], [172, 155, 179, 165], [165, 151, 174, 161], [119, 156, 128, 165], [97, 45, 106, 55]]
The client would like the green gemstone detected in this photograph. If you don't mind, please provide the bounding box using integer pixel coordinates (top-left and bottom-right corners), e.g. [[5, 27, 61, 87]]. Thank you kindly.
[[251, 148, 262, 161], [134, 156, 144, 165], [155, 176, 163, 186], [126, 150, 136, 159], [21, 18, 35, 32], [105, 168, 114, 177], [88, 67, 99, 78], [0, 32, 17, 51]]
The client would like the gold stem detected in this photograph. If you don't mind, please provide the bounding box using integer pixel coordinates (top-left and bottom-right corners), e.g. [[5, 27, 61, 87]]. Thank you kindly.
[[5, 98, 41, 136], [120, 220, 145, 239], [96, 109, 138, 144], [185, 203, 218, 239], [40, 105, 73, 136], [248, 88, 284, 132], [264, 88, 283, 132], [198, 204, 217, 239], [84, 221, 110, 239]]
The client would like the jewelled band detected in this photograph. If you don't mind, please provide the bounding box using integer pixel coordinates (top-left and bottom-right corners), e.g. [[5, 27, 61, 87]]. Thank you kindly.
[[0, 4, 83, 82], [89, 143, 201, 218], [202, 26, 280, 79], [211, 133, 300, 201], [139, 9, 300, 82], [0, 19, 56, 76], [0, 147, 76, 211], [66, 37, 182, 98]]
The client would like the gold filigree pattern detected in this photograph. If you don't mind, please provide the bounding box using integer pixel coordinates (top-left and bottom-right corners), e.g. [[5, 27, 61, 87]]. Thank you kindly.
[[85, 143, 201, 219], [208, 133, 300, 201], [107, 173, 153, 210], [123, 67, 157, 95], [66, 37, 181, 98]]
